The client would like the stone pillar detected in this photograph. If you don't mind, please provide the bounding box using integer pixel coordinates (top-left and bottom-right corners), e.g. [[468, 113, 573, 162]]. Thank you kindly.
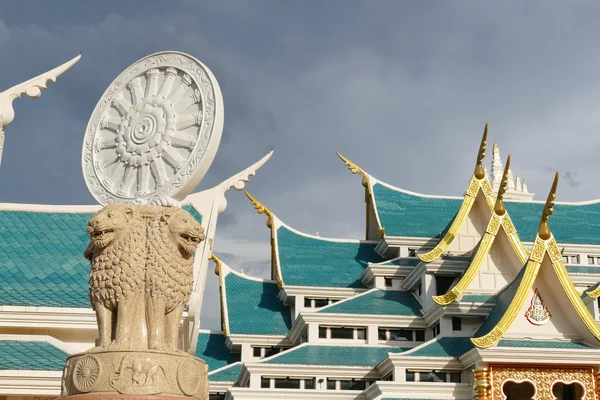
[[473, 368, 492, 400]]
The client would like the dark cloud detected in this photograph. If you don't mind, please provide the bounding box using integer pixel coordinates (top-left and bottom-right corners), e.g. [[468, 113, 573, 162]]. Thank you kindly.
[[3, 1, 600, 328]]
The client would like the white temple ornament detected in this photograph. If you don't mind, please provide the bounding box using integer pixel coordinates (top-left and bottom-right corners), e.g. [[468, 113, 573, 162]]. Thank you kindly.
[[82, 52, 224, 206], [525, 288, 551, 326], [0, 55, 80, 167]]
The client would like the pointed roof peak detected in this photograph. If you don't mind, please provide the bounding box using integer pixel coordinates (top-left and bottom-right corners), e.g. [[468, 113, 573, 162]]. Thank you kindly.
[[244, 190, 275, 228], [538, 172, 559, 240], [474, 123, 488, 179], [494, 155, 511, 216], [337, 152, 369, 187]]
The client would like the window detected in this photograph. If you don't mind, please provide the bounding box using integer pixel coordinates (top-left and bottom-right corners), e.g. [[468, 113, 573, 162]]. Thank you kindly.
[[304, 297, 312, 307], [319, 326, 327, 338], [327, 379, 336, 390], [432, 322, 441, 337], [588, 255, 595, 265], [314, 298, 329, 308], [563, 255, 569, 263], [320, 326, 367, 340], [571, 255, 580, 264], [406, 370, 462, 383], [378, 328, 425, 342], [264, 347, 280, 357], [261, 377, 270, 388], [209, 395, 225, 400], [435, 276, 455, 296], [274, 378, 300, 389], [253, 346, 261, 357], [384, 277, 393, 287], [304, 378, 315, 389], [409, 248, 416, 257], [330, 327, 354, 339], [452, 317, 462, 331]]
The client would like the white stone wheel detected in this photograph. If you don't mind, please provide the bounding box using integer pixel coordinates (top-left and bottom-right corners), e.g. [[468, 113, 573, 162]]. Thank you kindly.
[[177, 358, 202, 396], [72, 355, 101, 393], [82, 51, 224, 205]]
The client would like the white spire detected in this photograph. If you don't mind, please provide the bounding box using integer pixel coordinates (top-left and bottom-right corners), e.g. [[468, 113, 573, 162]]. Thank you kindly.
[[515, 175, 522, 193], [491, 144, 503, 192], [507, 168, 515, 191], [522, 180, 529, 193], [484, 165, 489, 182]]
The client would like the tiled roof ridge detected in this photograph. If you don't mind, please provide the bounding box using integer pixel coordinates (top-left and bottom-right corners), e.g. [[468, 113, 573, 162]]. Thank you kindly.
[[216, 256, 277, 283], [314, 287, 378, 313], [208, 360, 244, 376]]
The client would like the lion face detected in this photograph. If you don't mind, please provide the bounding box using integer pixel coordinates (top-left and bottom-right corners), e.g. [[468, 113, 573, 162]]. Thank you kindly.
[[86, 205, 135, 250], [163, 209, 205, 255]]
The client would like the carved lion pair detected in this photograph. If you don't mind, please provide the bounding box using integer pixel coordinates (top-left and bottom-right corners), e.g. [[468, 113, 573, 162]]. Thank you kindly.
[[84, 204, 205, 351]]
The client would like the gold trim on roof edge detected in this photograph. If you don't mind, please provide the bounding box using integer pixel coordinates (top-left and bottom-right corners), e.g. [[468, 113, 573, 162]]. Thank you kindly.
[[494, 154, 510, 216], [210, 253, 228, 336], [243, 190, 283, 285], [337, 152, 385, 239], [419, 125, 494, 263]]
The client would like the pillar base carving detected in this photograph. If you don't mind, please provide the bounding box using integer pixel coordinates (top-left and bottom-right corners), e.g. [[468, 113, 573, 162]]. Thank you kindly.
[[60, 349, 208, 400], [473, 368, 491, 400]]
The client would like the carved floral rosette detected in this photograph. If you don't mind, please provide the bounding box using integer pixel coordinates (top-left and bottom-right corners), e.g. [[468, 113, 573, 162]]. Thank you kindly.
[[82, 51, 224, 206], [61, 350, 208, 400]]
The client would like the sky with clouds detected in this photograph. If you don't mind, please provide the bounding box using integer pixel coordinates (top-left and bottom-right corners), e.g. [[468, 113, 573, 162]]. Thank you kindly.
[[2, 1, 600, 330]]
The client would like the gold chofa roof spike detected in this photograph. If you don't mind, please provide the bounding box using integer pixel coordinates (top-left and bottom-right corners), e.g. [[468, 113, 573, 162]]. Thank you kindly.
[[473, 123, 488, 179], [494, 154, 510, 216], [244, 190, 275, 228], [336, 152, 369, 188], [538, 172, 559, 240]]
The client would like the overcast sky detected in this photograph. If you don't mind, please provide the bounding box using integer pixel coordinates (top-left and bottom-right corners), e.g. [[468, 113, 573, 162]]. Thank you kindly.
[[2, 1, 600, 330]]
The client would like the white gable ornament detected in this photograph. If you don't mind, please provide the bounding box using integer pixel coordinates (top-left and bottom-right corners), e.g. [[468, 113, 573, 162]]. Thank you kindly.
[[525, 288, 551, 325], [82, 51, 224, 206]]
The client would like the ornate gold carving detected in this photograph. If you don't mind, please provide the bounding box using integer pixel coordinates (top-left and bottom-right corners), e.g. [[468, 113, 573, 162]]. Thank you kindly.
[[481, 179, 494, 200], [494, 155, 510, 216], [487, 214, 501, 235], [490, 365, 594, 400], [547, 237, 563, 263], [471, 326, 503, 348], [418, 195, 475, 263], [177, 358, 202, 396], [502, 215, 516, 235], [432, 288, 459, 306], [466, 176, 480, 197], [245, 190, 274, 228], [594, 371, 600, 397], [72, 355, 101, 393], [538, 172, 558, 240], [474, 123, 488, 180], [473, 368, 492, 400], [336, 152, 369, 188], [530, 237, 546, 263], [211, 253, 222, 276]]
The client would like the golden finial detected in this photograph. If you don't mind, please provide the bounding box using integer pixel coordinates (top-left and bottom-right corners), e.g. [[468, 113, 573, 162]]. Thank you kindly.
[[494, 155, 510, 215], [474, 123, 488, 179], [538, 172, 559, 240], [244, 190, 274, 228], [336, 152, 369, 188], [210, 253, 223, 276]]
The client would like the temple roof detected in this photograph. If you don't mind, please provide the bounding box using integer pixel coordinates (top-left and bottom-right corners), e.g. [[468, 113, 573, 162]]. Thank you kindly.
[[276, 225, 384, 288], [0, 339, 67, 370], [316, 288, 422, 317], [208, 362, 244, 382], [263, 344, 409, 367], [396, 337, 474, 358], [215, 259, 292, 336], [195, 331, 240, 371]]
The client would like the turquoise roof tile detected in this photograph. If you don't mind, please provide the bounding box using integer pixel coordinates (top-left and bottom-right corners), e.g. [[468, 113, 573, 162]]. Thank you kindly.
[[372, 182, 600, 245], [208, 362, 243, 382], [195, 332, 240, 371], [0, 207, 202, 308], [277, 226, 385, 288], [400, 337, 473, 358], [264, 345, 409, 366], [461, 294, 495, 303], [497, 339, 594, 349], [225, 272, 292, 335], [318, 289, 422, 316], [372, 183, 461, 238], [0, 340, 67, 370]]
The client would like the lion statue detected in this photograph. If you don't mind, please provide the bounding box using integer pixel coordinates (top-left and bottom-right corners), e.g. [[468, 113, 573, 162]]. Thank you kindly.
[[85, 204, 147, 349], [146, 207, 205, 351]]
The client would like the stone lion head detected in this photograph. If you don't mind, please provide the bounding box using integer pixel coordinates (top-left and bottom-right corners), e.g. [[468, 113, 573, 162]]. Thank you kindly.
[[162, 209, 205, 256], [86, 205, 136, 251]]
